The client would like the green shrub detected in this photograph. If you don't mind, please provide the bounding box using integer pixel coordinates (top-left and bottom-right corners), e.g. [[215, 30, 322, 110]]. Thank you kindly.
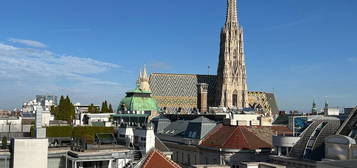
[[2, 136, 7, 149], [30, 126, 35, 137], [72, 126, 115, 139], [30, 126, 115, 144], [46, 126, 73, 137]]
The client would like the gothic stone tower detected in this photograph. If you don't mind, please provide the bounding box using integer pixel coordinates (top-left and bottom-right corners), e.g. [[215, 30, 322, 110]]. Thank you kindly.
[[215, 0, 248, 109]]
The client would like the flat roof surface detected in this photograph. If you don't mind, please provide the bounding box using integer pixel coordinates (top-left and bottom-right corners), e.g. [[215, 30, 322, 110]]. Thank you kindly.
[[68, 144, 130, 156]]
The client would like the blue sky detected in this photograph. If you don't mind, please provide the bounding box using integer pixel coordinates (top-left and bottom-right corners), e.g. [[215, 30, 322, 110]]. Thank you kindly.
[[0, 0, 356, 111]]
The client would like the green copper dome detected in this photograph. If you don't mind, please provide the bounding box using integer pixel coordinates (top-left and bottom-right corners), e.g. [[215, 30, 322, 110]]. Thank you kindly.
[[119, 86, 159, 112]]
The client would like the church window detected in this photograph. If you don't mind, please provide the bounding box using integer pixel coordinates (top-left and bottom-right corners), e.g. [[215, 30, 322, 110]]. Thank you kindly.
[[233, 90, 238, 107]]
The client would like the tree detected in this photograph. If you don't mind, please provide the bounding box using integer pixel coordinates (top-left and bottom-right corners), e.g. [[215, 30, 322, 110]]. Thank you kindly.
[[101, 101, 109, 113], [50, 105, 57, 115], [88, 104, 95, 113], [88, 104, 100, 113], [54, 95, 75, 124], [108, 104, 114, 113], [2, 136, 7, 149]]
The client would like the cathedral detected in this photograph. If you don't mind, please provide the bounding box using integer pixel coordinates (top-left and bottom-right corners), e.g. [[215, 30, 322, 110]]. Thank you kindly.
[[148, 0, 279, 117]]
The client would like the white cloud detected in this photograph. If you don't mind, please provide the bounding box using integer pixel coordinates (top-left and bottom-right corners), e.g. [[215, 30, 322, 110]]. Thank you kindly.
[[0, 43, 119, 82], [0, 42, 123, 109], [8, 38, 47, 48]]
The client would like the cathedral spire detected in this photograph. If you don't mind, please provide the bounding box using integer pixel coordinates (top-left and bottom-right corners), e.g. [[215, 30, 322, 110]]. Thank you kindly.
[[216, 0, 248, 109], [226, 0, 238, 25]]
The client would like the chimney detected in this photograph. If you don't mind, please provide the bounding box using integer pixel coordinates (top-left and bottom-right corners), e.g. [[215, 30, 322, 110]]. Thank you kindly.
[[197, 83, 209, 113]]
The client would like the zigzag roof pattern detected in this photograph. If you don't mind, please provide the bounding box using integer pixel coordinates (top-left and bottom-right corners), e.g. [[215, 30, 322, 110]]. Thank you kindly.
[[149, 73, 217, 98]]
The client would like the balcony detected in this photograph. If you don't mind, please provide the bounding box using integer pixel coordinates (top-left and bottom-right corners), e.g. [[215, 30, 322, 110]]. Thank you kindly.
[[273, 135, 300, 147]]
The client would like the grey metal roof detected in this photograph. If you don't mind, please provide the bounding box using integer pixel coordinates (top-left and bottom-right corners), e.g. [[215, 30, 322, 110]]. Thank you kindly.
[[272, 115, 289, 125], [161, 120, 189, 136], [151, 115, 171, 133], [155, 136, 170, 152], [160, 116, 216, 140], [151, 114, 170, 122], [183, 117, 216, 139], [189, 116, 216, 123]]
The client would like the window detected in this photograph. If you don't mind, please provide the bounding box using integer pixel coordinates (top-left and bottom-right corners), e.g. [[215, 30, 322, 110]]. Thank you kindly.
[[182, 152, 184, 163], [232, 90, 238, 107], [191, 131, 197, 138], [176, 152, 178, 161], [187, 154, 191, 165]]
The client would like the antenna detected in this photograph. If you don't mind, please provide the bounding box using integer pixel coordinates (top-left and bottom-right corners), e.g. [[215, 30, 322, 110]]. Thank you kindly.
[[208, 66, 211, 75]]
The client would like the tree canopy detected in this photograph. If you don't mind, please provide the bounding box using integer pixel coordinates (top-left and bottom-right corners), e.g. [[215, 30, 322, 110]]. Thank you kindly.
[[51, 95, 75, 124]]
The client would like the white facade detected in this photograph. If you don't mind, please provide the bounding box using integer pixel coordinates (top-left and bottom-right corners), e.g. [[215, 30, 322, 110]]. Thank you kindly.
[[0, 117, 22, 125], [118, 127, 134, 146], [325, 108, 340, 116], [79, 113, 113, 126], [134, 128, 155, 154], [22, 97, 56, 113], [42, 111, 51, 127], [224, 113, 272, 126], [12, 138, 48, 168], [117, 127, 155, 154]]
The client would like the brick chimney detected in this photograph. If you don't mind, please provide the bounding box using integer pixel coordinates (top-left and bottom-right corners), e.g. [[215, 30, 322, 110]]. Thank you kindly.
[[197, 83, 209, 113]]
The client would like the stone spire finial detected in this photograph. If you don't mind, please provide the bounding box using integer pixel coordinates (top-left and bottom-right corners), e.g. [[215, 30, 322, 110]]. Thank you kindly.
[[137, 65, 151, 92], [137, 70, 142, 86], [325, 98, 329, 109], [142, 64, 148, 80], [226, 0, 238, 25], [312, 99, 318, 115]]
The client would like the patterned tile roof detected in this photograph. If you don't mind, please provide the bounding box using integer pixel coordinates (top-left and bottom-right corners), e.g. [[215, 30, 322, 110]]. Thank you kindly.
[[149, 73, 217, 97], [149, 73, 216, 111], [142, 149, 181, 168], [200, 124, 272, 150], [149, 73, 279, 115]]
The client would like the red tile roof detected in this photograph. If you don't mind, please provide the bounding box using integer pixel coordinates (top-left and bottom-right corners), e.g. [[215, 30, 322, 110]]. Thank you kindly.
[[246, 126, 293, 145], [271, 126, 293, 134], [142, 150, 181, 168], [200, 124, 272, 150]]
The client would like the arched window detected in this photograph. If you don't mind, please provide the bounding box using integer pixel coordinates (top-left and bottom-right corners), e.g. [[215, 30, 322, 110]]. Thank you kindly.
[[232, 90, 238, 107]]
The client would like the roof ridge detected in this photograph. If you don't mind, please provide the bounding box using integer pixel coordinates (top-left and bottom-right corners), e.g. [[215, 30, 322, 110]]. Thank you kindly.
[[155, 136, 170, 152], [238, 126, 250, 149], [150, 73, 217, 76], [154, 149, 181, 168], [242, 126, 273, 149], [142, 149, 156, 168], [200, 124, 222, 144], [222, 126, 240, 148]]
